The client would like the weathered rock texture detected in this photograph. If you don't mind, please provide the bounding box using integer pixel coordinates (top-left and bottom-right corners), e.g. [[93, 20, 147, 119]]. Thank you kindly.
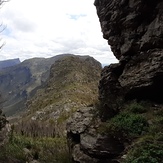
[[67, 107, 123, 163], [67, 0, 163, 162], [95, 0, 163, 117]]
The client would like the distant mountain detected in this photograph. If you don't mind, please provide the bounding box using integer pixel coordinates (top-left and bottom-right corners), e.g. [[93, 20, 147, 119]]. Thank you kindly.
[[0, 58, 20, 70], [0, 54, 74, 116], [27, 55, 101, 113], [15, 55, 102, 137]]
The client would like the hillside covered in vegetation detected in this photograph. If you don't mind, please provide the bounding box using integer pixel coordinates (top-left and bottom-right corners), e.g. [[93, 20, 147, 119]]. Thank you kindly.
[[0, 54, 102, 163]]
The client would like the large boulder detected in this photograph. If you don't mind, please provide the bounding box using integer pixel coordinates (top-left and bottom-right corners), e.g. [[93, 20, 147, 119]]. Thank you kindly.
[[67, 107, 124, 163]]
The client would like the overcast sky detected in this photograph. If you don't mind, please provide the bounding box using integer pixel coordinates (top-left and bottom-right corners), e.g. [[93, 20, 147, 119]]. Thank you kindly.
[[0, 0, 117, 64]]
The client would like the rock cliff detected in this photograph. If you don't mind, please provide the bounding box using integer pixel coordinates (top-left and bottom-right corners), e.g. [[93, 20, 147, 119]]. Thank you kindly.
[[67, 0, 163, 162], [95, 0, 163, 112]]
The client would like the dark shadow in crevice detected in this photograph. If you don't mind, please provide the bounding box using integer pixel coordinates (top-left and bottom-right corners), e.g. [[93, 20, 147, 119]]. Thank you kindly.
[[125, 73, 163, 103], [67, 131, 81, 144]]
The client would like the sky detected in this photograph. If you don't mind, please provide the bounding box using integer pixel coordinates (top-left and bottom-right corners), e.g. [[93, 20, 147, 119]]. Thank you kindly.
[[0, 0, 118, 64]]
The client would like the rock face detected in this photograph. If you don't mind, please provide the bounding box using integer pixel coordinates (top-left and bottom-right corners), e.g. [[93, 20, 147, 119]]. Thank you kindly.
[[67, 0, 163, 162], [67, 107, 124, 163], [95, 0, 163, 117], [94, 0, 163, 59]]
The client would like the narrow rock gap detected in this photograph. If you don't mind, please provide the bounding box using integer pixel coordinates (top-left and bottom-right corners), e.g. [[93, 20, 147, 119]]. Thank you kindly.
[[125, 73, 163, 103], [68, 131, 81, 144]]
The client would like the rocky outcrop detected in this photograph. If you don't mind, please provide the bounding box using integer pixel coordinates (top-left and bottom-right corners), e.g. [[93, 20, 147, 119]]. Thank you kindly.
[[95, 0, 163, 116], [67, 107, 124, 163], [98, 63, 125, 120], [94, 0, 163, 59], [67, 0, 163, 162]]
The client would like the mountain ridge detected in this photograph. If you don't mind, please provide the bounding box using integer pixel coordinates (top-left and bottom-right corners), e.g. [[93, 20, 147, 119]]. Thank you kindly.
[[15, 55, 102, 137], [0, 54, 83, 116], [0, 58, 20, 70]]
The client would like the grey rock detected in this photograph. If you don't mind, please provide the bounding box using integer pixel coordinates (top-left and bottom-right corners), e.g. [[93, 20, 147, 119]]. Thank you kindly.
[[72, 144, 98, 163], [95, 0, 163, 104], [67, 107, 124, 162], [95, 0, 163, 59], [67, 107, 95, 134]]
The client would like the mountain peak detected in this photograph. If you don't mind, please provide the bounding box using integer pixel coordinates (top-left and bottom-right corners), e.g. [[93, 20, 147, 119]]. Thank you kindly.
[[0, 58, 20, 70]]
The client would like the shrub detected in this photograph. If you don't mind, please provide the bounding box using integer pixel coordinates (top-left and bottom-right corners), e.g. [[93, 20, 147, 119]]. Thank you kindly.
[[126, 101, 147, 114], [124, 137, 163, 163], [148, 116, 163, 136], [0, 134, 71, 163], [106, 112, 148, 138]]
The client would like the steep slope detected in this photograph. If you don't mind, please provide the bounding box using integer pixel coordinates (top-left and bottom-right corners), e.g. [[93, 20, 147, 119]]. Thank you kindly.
[[0, 58, 20, 70], [67, 0, 163, 162], [0, 54, 73, 116], [17, 55, 102, 137]]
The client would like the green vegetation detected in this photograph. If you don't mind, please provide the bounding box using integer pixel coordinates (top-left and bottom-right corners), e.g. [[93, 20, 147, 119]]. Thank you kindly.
[[106, 112, 148, 138], [98, 101, 163, 163], [98, 101, 149, 136], [98, 110, 148, 140], [123, 101, 163, 163], [26, 55, 101, 118], [124, 136, 163, 163], [0, 55, 102, 162], [0, 133, 71, 163], [126, 101, 148, 114]]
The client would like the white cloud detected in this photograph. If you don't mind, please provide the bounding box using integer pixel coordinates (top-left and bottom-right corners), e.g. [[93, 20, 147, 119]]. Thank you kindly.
[[0, 0, 118, 64]]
